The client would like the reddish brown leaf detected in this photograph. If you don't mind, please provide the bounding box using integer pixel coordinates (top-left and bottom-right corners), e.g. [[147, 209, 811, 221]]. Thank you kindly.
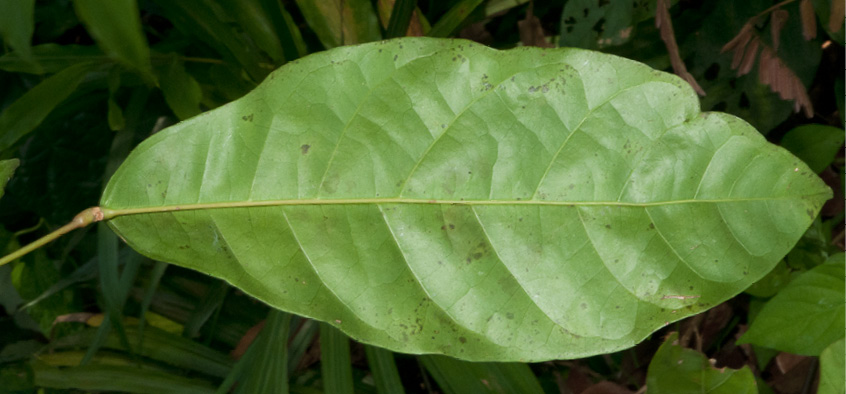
[[231, 319, 266, 359], [722, 21, 755, 54], [799, 0, 817, 39], [656, 0, 705, 95], [754, 45, 814, 117], [738, 36, 760, 76], [830, 0, 845, 32], [770, 9, 789, 50], [518, 2, 554, 48]]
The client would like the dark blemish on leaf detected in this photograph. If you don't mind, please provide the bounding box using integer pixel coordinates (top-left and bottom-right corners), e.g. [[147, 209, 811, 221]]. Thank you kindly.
[[615, 305, 620, 309], [568, 184, 574, 189], [459, 337, 467, 344], [452, 57, 457, 61], [614, 259, 619, 263], [393, 54, 398, 61], [242, 114, 254, 122], [649, 223, 655, 229], [466, 257, 472, 264], [472, 252, 482, 260], [294, 277, 299, 282], [178, 245, 189, 249], [580, 303, 587, 309], [449, 224, 455, 229], [441, 124, 446, 129], [147, 184, 151, 187], [605, 224, 611, 229], [506, 312, 514, 320], [378, 49, 382, 52], [528, 86, 537, 92], [689, 286, 694, 290], [518, 217, 523, 222], [396, 180, 403, 187], [441, 225, 446, 230], [300, 144, 310, 154], [438, 260, 443, 265]]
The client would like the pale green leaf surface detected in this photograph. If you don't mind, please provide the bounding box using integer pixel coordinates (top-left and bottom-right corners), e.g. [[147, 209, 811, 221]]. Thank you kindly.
[[779, 124, 845, 174], [74, 0, 153, 80], [738, 253, 845, 356], [818, 337, 845, 394], [647, 332, 758, 394], [102, 38, 831, 361]]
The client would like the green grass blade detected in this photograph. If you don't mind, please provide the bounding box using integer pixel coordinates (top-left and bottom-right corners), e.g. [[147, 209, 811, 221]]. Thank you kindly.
[[53, 325, 233, 378], [183, 280, 229, 339], [137, 260, 168, 345], [426, 0, 484, 37], [386, 0, 417, 38], [259, 0, 307, 61], [365, 345, 405, 394], [320, 323, 354, 394], [288, 318, 318, 374], [33, 362, 216, 394], [218, 310, 292, 393], [419, 355, 544, 394], [0, 63, 91, 153]]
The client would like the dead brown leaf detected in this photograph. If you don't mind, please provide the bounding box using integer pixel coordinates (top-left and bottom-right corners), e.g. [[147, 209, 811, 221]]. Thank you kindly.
[[830, 0, 845, 33], [770, 9, 789, 50], [518, 2, 554, 48], [231, 319, 265, 359], [799, 0, 817, 40]]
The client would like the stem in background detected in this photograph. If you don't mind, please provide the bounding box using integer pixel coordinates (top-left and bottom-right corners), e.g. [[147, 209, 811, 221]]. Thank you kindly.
[[0, 207, 104, 266]]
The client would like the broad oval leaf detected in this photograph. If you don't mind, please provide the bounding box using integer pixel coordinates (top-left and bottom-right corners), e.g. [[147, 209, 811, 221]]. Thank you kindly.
[[100, 38, 831, 361]]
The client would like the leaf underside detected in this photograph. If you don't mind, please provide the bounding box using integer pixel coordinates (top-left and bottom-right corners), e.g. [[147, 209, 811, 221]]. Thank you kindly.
[[101, 38, 830, 361]]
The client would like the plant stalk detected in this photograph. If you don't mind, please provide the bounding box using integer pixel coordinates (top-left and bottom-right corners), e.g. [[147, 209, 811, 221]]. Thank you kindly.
[[0, 207, 104, 266]]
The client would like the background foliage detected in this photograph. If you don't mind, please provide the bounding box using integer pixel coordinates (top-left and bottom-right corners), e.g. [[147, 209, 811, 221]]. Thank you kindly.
[[0, 0, 842, 393]]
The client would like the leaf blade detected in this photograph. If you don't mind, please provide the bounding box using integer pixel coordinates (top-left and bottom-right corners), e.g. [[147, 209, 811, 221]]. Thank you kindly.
[[101, 38, 831, 361]]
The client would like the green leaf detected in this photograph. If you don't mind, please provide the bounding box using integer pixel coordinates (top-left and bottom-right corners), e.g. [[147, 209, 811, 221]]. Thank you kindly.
[[0, 158, 20, 201], [385, 0, 417, 39], [780, 124, 845, 174], [0, 63, 91, 153], [294, 0, 382, 48], [364, 346, 405, 394], [647, 332, 758, 394], [0, 44, 105, 74], [426, 0, 484, 37], [420, 355, 544, 394], [101, 38, 831, 361], [320, 323, 354, 394], [32, 361, 216, 394], [559, 0, 651, 49], [158, 56, 203, 121], [73, 0, 153, 81], [0, 0, 36, 67], [738, 253, 845, 356], [52, 325, 233, 378], [216, 0, 286, 64], [219, 310, 291, 394], [819, 337, 846, 394]]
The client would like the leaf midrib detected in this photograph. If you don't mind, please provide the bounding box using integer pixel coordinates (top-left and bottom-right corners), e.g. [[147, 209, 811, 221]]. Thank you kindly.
[[100, 193, 828, 220]]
